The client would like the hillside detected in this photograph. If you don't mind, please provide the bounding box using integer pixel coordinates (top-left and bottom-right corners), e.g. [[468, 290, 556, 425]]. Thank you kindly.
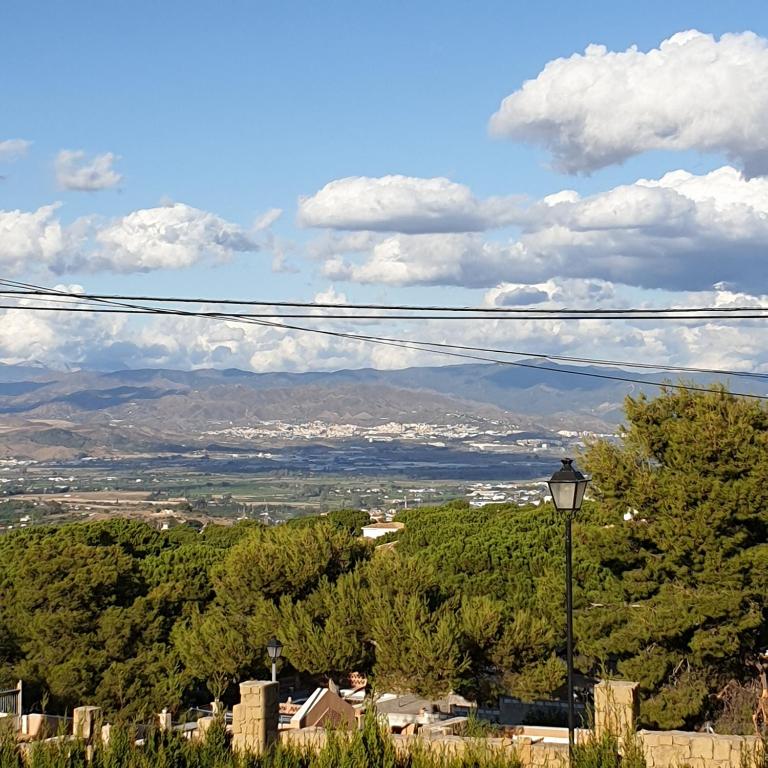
[[0, 360, 761, 459]]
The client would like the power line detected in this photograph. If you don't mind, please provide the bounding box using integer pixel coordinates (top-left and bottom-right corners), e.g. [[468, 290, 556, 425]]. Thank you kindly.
[[2, 302, 768, 381], [3, 279, 768, 400], [3, 303, 768, 321], [225, 319, 768, 400], [0, 281, 766, 316], [5, 283, 768, 379]]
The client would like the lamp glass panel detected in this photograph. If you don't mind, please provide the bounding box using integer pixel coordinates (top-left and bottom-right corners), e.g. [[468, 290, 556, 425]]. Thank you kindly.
[[267, 638, 283, 660], [573, 480, 588, 510], [549, 481, 577, 512]]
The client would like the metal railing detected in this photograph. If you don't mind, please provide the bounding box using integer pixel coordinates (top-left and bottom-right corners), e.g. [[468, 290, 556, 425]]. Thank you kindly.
[[0, 680, 22, 730]]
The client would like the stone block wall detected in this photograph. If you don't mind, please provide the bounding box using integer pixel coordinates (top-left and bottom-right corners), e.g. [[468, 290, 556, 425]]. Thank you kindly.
[[638, 729, 761, 768], [594, 680, 639, 744], [231, 680, 279, 754], [48, 677, 761, 768], [20, 713, 68, 739], [516, 739, 569, 767], [279, 726, 567, 766], [72, 706, 101, 741]]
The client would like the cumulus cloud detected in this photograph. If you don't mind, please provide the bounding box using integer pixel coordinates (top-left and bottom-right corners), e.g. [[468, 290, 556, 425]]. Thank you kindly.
[[0, 204, 68, 274], [299, 175, 520, 233], [0, 139, 31, 162], [0, 201, 270, 275], [3, 278, 768, 377], [0, 284, 125, 366], [473, 281, 768, 376], [484, 278, 617, 308], [490, 30, 768, 176], [89, 203, 260, 272], [55, 150, 122, 191], [323, 166, 768, 292], [83, 287, 408, 372], [321, 233, 520, 287]]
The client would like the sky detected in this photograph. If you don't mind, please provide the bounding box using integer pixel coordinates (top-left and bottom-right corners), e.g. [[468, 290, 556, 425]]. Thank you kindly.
[[3, 0, 768, 373]]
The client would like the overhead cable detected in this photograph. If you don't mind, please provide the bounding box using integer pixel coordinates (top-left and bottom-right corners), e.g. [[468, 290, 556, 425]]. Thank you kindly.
[[2, 279, 768, 400]]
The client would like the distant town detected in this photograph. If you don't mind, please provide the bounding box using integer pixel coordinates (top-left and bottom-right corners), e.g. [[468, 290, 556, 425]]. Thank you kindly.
[[202, 418, 613, 452], [0, 416, 614, 533]]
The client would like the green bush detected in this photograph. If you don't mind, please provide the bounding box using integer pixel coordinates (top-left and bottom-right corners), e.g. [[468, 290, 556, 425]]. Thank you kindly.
[[572, 731, 646, 768]]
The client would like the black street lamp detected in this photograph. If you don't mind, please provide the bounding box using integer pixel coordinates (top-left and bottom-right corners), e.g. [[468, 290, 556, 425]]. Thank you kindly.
[[266, 636, 283, 683], [548, 458, 590, 755]]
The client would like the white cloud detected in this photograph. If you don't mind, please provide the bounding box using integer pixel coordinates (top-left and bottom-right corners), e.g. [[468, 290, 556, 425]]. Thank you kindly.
[[490, 30, 768, 176], [90, 203, 260, 272], [308, 231, 386, 262], [0, 204, 67, 274], [517, 166, 768, 290], [0, 201, 269, 275], [486, 278, 616, 308], [98, 287, 398, 372], [321, 233, 518, 287], [299, 175, 520, 233], [313, 286, 348, 305], [3, 279, 768, 377], [323, 166, 768, 292], [254, 208, 283, 230], [55, 150, 122, 191], [0, 284, 125, 366], [0, 139, 31, 162]]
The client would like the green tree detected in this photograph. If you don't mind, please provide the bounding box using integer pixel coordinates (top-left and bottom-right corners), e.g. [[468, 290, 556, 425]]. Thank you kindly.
[[171, 603, 275, 698], [213, 520, 371, 611], [580, 385, 768, 728], [327, 508, 371, 536], [459, 597, 564, 703], [277, 570, 371, 681]]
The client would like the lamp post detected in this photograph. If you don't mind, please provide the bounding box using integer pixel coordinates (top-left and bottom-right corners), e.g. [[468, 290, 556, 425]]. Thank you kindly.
[[548, 458, 590, 756], [266, 636, 283, 684]]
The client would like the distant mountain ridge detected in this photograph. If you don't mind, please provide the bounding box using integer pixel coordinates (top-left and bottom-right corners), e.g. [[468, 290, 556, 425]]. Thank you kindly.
[[0, 360, 761, 460]]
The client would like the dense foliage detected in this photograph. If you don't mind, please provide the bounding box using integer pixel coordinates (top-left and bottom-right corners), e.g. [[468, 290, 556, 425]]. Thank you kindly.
[[0, 386, 765, 731], [578, 385, 768, 729]]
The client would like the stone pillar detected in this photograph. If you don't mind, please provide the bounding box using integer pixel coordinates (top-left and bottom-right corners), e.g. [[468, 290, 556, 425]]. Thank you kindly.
[[594, 680, 639, 745], [196, 716, 215, 740], [73, 706, 102, 740], [231, 680, 279, 754], [158, 708, 173, 732]]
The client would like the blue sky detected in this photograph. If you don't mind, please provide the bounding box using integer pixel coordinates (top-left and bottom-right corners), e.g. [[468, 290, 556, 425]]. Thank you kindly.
[[2, 1, 768, 371]]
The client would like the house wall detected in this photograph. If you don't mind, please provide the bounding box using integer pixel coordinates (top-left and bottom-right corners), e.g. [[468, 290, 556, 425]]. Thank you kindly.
[[302, 695, 356, 729]]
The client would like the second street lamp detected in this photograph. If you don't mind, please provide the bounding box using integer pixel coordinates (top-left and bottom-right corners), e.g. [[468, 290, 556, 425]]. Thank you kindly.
[[266, 636, 283, 683], [547, 458, 590, 756]]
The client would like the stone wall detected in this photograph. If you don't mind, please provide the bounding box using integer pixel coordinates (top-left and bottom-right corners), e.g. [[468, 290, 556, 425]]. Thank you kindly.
[[594, 680, 639, 746], [30, 678, 763, 768], [72, 706, 102, 741], [278, 724, 567, 766], [231, 680, 279, 754], [638, 729, 761, 768], [20, 713, 70, 739]]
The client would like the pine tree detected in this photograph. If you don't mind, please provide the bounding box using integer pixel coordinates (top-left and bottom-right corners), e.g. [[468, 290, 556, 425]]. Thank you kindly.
[[579, 385, 768, 728]]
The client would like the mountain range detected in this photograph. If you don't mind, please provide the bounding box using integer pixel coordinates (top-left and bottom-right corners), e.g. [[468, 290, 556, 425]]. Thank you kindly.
[[0, 360, 761, 460]]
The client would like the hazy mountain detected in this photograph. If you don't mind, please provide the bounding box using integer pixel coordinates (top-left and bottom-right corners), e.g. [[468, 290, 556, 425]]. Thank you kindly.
[[0, 360, 761, 459]]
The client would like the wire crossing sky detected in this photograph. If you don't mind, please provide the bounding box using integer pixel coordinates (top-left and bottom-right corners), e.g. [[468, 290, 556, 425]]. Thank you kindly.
[[3, 278, 768, 400], [3, 2, 768, 374]]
